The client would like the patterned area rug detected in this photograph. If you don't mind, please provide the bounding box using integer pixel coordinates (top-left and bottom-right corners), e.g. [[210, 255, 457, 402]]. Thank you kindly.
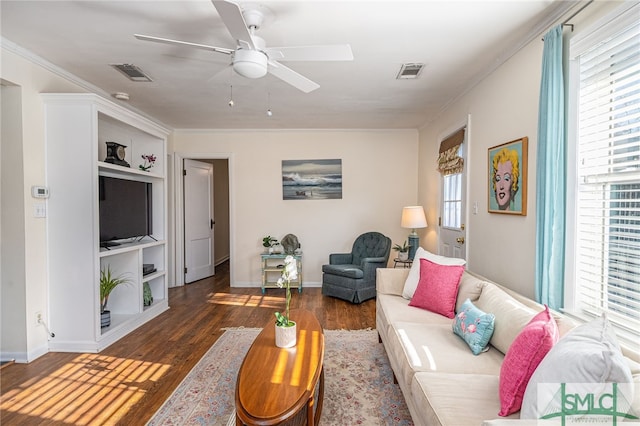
[[147, 328, 413, 425]]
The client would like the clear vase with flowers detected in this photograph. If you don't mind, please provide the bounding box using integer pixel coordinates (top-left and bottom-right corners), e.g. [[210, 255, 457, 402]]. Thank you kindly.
[[274, 255, 297, 348]]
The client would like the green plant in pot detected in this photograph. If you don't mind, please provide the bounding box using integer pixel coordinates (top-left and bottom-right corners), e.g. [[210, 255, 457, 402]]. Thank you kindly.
[[393, 240, 410, 261], [262, 235, 278, 253], [100, 266, 131, 328]]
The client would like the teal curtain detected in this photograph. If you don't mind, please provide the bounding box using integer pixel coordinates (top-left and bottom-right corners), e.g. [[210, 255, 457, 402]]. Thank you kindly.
[[535, 25, 566, 310]]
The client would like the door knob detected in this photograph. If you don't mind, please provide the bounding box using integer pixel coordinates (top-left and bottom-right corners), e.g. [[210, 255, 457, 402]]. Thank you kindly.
[[456, 237, 465, 244]]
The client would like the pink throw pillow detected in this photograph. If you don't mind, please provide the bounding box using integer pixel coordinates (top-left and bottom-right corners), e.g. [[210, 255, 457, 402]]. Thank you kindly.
[[408, 258, 464, 318], [498, 306, 559, 416]]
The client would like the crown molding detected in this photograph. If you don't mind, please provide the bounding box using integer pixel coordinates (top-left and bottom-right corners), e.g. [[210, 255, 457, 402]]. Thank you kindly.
[[1, 36, 172, 130], [423, 0, 584, 130]]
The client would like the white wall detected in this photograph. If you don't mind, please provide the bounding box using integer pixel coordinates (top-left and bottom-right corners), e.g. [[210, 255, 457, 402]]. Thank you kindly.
[[172, 129, 419, 286], [418, 1, 623, 299], [419, 40, 542, 299], [0, 47, 88, 361], [1, 83, 28, 359]]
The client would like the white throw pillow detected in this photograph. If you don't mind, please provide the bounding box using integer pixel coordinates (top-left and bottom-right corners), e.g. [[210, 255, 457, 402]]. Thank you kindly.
[[520, 314, 634, 420], [401, 247, 466, 299]]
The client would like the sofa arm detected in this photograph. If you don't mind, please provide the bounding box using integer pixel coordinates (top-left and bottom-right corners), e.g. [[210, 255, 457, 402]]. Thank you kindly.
[[376, 268, 409, 296], [329, 253, 352, 264]]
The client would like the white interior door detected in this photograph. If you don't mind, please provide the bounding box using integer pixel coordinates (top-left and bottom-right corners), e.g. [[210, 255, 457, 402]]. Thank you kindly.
[[439, 127, 467, 260], [184, 159, 215, 283]]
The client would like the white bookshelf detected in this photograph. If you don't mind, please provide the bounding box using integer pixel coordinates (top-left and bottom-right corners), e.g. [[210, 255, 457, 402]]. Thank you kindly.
[[44, 93, 170, 352]]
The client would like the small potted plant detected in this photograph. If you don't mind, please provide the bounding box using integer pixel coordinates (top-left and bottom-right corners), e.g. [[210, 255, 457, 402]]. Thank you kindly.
[[262, 235, 278, 254], [275, 255, 297, 348], [393, 240, 410, 261], [100, 266, 131, 328]]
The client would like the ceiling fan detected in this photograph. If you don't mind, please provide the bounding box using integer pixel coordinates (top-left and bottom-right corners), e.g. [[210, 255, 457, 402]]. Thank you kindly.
[[135, 0, 353, 93]]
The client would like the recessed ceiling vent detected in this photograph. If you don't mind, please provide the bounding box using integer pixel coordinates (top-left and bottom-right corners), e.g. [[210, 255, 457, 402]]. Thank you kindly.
[[396, 63, 425, 79], [111, 63, 153, 82]]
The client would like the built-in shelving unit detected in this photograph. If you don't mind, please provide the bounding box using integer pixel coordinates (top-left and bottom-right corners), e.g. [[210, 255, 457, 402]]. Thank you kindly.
[[44, 93, 170, 352]]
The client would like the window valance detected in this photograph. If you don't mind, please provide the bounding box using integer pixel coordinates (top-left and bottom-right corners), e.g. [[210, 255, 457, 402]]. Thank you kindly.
[[437, 128, 465, 175]]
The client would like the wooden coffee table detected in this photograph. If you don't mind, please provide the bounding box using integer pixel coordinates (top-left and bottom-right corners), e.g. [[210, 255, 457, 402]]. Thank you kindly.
[[235, 309, 325, 426]]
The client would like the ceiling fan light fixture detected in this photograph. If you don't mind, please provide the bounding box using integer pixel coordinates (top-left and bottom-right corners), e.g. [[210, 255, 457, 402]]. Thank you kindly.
[[233, 49, 268, 79]]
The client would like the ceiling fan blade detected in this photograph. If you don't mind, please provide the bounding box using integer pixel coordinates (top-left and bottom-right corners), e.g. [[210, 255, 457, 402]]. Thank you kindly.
[[266, 45, 354, 62], [268, 61, 320, 93], [134, 34, 233, 55], [211, 0, 256, 50]]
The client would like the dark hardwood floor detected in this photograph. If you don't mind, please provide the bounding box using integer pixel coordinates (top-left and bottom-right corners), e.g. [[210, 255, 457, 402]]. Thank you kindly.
[[0, 261, 376, 425]]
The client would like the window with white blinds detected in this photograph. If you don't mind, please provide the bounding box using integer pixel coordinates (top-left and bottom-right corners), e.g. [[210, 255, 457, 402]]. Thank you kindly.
[[569, 4, 640, 337]]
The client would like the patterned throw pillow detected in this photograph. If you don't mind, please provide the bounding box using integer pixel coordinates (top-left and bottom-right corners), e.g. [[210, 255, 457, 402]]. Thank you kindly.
[[453, 298, 496, 355], [408, 258, 465, 318]]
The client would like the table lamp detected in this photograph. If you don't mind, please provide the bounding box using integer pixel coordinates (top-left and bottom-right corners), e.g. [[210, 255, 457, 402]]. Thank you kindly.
[[401, 206, 427, 259]]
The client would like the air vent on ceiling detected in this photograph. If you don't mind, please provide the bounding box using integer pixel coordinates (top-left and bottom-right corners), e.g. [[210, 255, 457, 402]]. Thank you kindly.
[[396, 63, 425, 79], [111, 63, 153, 82]]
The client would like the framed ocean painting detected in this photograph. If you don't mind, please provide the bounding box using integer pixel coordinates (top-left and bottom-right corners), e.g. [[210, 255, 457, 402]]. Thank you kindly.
[[282, 159, 342, 200]]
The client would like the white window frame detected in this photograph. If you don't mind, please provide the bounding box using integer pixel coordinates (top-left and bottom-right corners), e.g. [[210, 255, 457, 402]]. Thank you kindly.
[[565, 2, 640, 346]]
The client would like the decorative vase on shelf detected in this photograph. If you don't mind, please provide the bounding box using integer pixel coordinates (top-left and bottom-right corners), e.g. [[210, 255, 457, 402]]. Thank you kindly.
[[398, 251, 409, 261], [101, 310, 111, 328], [275, 322, 297, 348]]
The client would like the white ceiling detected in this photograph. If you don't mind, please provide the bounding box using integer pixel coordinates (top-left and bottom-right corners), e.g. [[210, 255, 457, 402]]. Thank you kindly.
[[1, 1, 575, 130]]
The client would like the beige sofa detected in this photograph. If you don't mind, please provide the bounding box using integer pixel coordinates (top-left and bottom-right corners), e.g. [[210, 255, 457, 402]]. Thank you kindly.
[[376, 267, 640, 426]]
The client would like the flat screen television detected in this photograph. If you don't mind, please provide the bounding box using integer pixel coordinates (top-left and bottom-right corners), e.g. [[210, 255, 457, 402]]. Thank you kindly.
[[99, 176, 152, 246]]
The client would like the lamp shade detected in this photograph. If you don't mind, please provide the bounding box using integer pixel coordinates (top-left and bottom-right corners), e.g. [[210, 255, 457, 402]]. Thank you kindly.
[[401, 206, 427, 229]]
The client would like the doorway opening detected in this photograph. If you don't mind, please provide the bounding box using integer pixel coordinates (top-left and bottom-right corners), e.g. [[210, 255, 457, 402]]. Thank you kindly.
[[173, 153, 232, 287]]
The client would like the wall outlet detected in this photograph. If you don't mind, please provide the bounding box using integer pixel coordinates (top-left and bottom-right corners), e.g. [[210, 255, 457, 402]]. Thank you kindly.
[[35, 311, 43, 325]]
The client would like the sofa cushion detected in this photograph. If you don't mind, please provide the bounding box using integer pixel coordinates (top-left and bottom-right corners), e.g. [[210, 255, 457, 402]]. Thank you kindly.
[[475, 283, 538, 355], [498, 306, 559, 416], [412, 372, 519, 426], [455, 272, 488, 313], [408, 259, 464, 318], [402, 247, 466, 299], [377, 293, 453, 333], [321, 263, 363, 279], [387, 322, 504, 388], [453, 298, 496, 355], [521, 314, 635, 420]]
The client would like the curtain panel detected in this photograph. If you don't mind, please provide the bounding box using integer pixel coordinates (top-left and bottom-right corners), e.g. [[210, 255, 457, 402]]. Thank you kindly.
[[535, 25, 566, 310]]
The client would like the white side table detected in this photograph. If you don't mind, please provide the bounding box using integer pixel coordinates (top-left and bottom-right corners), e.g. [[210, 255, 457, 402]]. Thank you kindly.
[[260, 254, 303, 294]]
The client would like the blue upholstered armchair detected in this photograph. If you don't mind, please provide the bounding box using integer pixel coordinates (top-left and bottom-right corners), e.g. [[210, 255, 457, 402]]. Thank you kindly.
[[321, 232, 392, 303]]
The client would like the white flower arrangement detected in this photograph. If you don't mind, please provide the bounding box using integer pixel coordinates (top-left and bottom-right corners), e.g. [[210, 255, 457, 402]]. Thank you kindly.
[[275, 255, 297, 327]]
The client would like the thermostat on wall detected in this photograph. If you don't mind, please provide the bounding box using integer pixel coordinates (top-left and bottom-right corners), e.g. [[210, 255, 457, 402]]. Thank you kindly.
[[31, 186, 50, 199]]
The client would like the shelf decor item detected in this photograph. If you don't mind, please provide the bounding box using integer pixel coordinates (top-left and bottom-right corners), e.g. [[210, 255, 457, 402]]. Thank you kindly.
[[281, 233, 299, 255], [100, 266, 131, 328], [143, 281, 153, 306], [262, 235, 278, 254], [104, 141, 130, 167], [275, 255, 297, 348], [139, 154, 157, 172], [393, 240, 410, 261]]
